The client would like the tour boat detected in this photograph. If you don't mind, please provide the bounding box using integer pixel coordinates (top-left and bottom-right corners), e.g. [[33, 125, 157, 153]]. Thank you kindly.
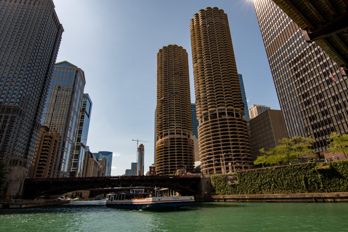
[[106, 189, 195, 210]]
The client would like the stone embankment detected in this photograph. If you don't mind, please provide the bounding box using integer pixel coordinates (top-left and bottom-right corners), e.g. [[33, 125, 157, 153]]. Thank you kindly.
[[212, 192, 348, 203], [0, 199, 70, 209]]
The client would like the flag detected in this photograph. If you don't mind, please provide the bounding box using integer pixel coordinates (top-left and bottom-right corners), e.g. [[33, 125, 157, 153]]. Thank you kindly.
[[330, 72, 337, 82]]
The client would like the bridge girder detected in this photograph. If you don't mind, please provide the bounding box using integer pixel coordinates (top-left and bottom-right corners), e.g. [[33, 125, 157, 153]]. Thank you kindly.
[[22, 175, 202, 199]]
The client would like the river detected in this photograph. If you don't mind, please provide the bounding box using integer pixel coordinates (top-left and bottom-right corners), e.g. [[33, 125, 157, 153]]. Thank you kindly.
[[0, 201, 347, 232]]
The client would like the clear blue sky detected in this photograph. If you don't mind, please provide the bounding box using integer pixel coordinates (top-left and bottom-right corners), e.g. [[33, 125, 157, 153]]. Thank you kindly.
[[53, 0, 280, 175]]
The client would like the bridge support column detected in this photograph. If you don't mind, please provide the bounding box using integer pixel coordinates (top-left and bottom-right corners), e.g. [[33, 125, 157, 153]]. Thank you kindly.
[[4, 165, 27, 198], [196, 175, 212, 202]]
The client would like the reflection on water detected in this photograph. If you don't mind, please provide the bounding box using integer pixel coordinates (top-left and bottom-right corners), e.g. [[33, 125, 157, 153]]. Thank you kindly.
[[1, 202, 347, 232]]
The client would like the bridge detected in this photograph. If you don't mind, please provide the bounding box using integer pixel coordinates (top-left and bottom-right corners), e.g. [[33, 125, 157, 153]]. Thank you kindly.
[[22, 175, 204, 199]]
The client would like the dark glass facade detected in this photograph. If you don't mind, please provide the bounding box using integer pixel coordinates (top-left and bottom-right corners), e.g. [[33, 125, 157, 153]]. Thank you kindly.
[[191, 103, 199, 138], [41, 61, 85, 177], [72, 93, 92, 177], [97, 151, 112, 176], [0, 0, 63, 185], [238, 74, 249, 119], [253, 0, 348, 152]]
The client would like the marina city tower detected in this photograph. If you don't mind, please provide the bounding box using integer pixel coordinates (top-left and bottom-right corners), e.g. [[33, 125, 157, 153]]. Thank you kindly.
[[156, 45, 194, 175], [190, 7, 253, 174]]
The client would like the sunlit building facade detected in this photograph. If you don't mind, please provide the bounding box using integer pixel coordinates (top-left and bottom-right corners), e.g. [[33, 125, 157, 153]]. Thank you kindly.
[[30, 126, 61, 178], [253, 0, 348, 152], [156, 45, 194, 175], [137, 144, 144, 176], [249, 105, 270, 119], [41, 61, 85, 177], [190, 7, 253, 174]]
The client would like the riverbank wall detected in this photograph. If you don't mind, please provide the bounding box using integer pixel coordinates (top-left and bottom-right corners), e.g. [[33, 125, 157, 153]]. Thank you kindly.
[[0, 199, 70, 209], [212, 192, 348, 202], [210, 160, 348, 200]]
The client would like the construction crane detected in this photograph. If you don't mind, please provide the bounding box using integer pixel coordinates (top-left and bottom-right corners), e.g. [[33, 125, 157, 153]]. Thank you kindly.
[[132, 139, 148, 148]]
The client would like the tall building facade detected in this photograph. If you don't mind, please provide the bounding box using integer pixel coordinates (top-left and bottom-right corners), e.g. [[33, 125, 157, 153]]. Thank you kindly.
[[191, 103, 200, 162], [137, 144, 144, 176], [249, 109, 288, 160], [248, 105, 271, 119], [41, 61, 85, 177], [131, 162, 137, 176], [238, 74, 249, 119], [71, 93, 92, 177], [156, 45, 194, 175], [191, 103, 199, 138], [253, 0, 348, 152], [94, 151, 112, 176], [30, 126, 61, 178], [0, 0, 63, 195], [190, 7, 253, 174]]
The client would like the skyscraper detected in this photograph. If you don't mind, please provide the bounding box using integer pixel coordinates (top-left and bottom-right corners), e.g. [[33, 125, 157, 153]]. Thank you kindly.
[[131, 162, 137, 176], [30, 126, 61, 178], [137, 144, 144, 176], [41, 61, 85, 177], [156, 45, 194, 175], [238, 74, 249, 119], [191, 103, 199, 138], [249, 109, 288, 160], [190, 7, 253, 174], [253, 0, 348, 152], [0, 0, 63, 195], [191, 103, 200, 162], [94, 151, 112, 176], [248, 105, 271, 119], [71, 93, 92, 177]]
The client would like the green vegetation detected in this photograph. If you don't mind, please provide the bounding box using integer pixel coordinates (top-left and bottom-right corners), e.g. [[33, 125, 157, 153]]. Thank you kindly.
[[327, 132, 348, 159], [211, 161, 348, 195], [254, 136, 315, 166]]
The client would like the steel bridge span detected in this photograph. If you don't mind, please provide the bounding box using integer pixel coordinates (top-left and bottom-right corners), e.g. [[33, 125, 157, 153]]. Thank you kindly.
[[23, 175, 203, 199]]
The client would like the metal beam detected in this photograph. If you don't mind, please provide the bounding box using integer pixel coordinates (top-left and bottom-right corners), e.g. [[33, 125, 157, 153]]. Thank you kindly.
[[306, 11, 348, 40], [275, 0, 315, 30]]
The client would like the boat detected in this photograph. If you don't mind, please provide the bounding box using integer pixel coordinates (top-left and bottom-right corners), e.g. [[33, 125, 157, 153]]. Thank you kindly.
[[106, 188, 195, 210]]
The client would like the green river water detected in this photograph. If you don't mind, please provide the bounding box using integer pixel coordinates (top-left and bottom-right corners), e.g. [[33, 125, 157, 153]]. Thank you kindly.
[[0, 201, 347, 232]]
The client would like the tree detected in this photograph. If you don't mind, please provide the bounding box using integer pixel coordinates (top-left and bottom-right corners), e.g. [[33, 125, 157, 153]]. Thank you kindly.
[[290, 136, 315, 159], [254, 136, 315, 166], [253, 148, 268, 167], [327, 132, 348, 159]]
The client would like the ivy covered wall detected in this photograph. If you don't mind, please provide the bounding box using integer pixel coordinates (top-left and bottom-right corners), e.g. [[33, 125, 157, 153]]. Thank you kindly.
[[211, 161, 348, 195]]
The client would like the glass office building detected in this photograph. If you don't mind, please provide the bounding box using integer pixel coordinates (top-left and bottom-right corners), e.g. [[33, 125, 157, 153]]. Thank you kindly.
[[0, 0, 63, 195], [253, 0, 348, 152], [95, 151, 112, 176], [191, 103, 199, 138], [72, 93, 92, 177], [238, 74, 249, 119], [41, 61, 85, 177]]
